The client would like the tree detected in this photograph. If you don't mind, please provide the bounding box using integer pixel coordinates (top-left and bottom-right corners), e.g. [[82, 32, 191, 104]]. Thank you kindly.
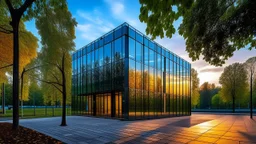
[[253, 78, 256, 109], [219, 63, 248, 113], [139, 0, 256, 66], [1, 0, 68, 130], [0, 83, 12, 106], [0, 0, 40, 129], [211, 93, 224, 109], [3, 0, 36, 129], [191, 68, 200, 108], [245, 57, 256, 118], [199, 82, 216, 109], [0, 17, 38, 84], [35, 3, 76, 126], [19, 59, 42, 117], [27, 82, 44, 106]]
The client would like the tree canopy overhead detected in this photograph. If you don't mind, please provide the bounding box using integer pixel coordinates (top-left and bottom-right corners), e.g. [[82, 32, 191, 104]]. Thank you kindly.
[[139, 0, 256, 66]]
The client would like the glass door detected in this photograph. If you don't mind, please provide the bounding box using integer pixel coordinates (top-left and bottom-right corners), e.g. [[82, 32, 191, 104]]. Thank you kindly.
[[115, 92, 122, 118], [96, 93, 111, 117]]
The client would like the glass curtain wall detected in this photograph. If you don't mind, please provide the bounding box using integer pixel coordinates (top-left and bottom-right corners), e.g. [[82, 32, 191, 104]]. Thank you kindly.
[[72, 22, 191, 120], [127, 26, 191, 120], [72, 24, 127, 118]]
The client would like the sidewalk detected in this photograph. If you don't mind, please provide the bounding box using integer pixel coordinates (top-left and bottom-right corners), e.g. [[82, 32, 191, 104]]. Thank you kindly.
[[3, 114, 256, 144]]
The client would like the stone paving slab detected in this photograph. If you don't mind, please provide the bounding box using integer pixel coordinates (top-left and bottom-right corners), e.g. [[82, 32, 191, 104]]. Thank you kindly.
[[2, 114, 256, 144]]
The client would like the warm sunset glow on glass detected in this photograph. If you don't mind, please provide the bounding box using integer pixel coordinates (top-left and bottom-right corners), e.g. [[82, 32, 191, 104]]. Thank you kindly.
[[72, 23, 191, 119]]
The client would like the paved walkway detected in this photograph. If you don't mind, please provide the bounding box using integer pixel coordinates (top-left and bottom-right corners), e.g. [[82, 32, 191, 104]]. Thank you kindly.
[[4, 114, 256, 144]]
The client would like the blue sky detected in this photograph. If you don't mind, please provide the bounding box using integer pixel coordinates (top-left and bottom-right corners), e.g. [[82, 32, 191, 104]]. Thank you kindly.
[[25, 0, 256, 85]]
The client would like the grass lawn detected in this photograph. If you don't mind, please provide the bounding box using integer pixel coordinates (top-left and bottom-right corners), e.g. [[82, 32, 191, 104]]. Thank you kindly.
[[0, 123, 62, 144], [0, 107, 71, 119]]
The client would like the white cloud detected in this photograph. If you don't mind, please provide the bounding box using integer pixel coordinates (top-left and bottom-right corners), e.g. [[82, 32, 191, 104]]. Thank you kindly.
[[81, 33, 99, 41], [104, 0, 145, 30], [111, 2, 124, 15], [75, 9, 115, 42], [104, 0, 124, 16], [77, 10, 103, 25], [76, 24, 91, 32]]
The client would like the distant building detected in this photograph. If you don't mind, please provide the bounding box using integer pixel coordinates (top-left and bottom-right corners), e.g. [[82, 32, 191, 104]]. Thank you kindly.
[[72, 22, 191, 120]]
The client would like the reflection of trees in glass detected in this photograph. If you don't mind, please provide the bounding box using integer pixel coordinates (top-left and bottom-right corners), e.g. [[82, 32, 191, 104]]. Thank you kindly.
[[135, 69, 144, 90], [129, 88, 135, 112], [149, 68, 154, 92], [128, 62, 189, 114], [87, 51, 125, 93], [143, 70, 149, 91], [93, 68, 99, 91], [114, 53, 124, 89], [129, 69, 135, 88], [94, 61, 99, 68], [156, 74, 162, 93], [104, 56, 111, 65], [104, 64, 111, 90]]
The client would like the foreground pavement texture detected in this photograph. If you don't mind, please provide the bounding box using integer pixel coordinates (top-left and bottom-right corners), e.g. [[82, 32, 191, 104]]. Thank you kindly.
[[15, 114, 256, 144]]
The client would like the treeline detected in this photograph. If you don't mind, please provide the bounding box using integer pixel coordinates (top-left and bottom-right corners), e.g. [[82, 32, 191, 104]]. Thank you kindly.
[[0, 83, 61, 107], [192, 57, 256, 111]]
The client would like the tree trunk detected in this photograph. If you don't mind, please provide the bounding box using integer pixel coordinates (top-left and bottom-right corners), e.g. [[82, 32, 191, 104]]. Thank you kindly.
[[12, 17, 20, 130], [5, 0, 35, 130], [20, 69, 24, 118], [250, 72, 253, 119], [60, 54, 67, 126], [232, 96, 235, 113]]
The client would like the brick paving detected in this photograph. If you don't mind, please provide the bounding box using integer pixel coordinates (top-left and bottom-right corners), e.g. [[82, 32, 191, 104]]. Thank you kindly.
[[4, 114, 256, 144]]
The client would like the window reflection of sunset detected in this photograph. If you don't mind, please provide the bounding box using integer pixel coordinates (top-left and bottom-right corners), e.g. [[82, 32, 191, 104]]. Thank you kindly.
[[128, 67, 190, 96]]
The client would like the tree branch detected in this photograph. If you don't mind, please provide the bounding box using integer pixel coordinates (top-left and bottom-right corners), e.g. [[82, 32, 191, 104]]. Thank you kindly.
[[18, 0, 35, 16], [4, 0, 14, 14], [0, 27, 13, 34], [24, 65, 45, 73], [45, 61, 63, 72], [0, 64, 13, 70], [33, 77, 63, 94], [50, 71, 60, 84], [37, 78, 63, 87]]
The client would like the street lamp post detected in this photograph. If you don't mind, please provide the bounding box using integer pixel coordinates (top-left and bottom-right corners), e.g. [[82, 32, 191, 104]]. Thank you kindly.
[[2, 83, 5, 114], [33, 93, 36, 116]]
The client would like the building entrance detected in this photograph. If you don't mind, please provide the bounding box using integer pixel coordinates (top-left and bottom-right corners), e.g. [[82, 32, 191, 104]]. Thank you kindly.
[[95, 93, 111, 117], [94, 92, 122, 118], [115, 92, 122, 118]]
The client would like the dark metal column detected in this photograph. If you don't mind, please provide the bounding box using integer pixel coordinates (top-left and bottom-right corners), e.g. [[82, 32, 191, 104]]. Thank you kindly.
[[93, 94, 96, 116], [111, 91, 115, 117], [124, 33, 129, 120]]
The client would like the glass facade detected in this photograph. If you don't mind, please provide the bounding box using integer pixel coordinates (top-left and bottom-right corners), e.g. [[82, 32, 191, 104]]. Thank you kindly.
[[72, 23, 191, 120]]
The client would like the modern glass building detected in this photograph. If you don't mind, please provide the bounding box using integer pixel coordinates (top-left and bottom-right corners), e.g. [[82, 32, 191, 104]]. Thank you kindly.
[[72, 22, 191, 120]]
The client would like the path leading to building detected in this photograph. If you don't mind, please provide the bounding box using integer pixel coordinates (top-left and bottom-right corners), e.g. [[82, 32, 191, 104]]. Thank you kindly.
[[5, 114, 256, 144]]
